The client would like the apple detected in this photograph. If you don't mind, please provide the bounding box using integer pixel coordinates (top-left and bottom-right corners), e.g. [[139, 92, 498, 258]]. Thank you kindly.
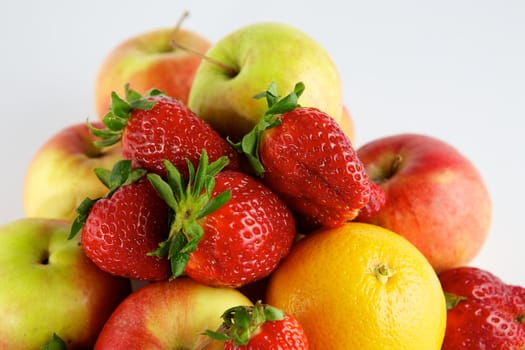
[[356, 133, 492, 272], [94, 277, 253, 349], [23, 122, 122, 222], [94, 25, 211, 118], [0, 218, 131, 349], [187, 21, 344, 141]]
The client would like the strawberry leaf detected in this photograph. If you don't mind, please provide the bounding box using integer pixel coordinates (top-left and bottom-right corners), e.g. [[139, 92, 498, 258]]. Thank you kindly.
[[40, 333, 67, 350], [68, 197, 98, 239], [69, 160, 147, 240], [444, 292, 468, 310], [147, 150, 231, 279], [207, 301, 286, 346], [88, 85, 164, 148], [229, 82, 304, 177]]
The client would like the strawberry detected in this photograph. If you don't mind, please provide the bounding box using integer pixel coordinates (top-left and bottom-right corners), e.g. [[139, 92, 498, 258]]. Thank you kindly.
[[439, 266, 525, 349], [89, 85, 240, 178], [69, 160, 171, 281], [147, 151, 296, 287], [231, 82, 379, 229], [206, 301, 309, 349]]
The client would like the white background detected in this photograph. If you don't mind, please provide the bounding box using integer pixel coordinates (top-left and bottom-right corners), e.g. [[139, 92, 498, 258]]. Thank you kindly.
[[1, 1, 524, 285]]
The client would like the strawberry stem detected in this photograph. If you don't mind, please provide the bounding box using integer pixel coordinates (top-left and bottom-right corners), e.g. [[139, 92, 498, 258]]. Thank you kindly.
[[228, 81, 305, 177], [147, 150, 231, 279]]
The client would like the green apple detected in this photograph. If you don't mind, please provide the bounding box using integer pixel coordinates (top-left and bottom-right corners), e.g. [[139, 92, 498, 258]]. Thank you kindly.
[[95, 278, 253, 349], [23, 122, 122, 222], [188, 21, 345, 140], [0, 218, 131, 349]]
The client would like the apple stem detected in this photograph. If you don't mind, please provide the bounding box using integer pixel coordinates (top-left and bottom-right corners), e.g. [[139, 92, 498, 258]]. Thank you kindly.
[[170, 40, 238, 77], [174, 10, 190, 34]]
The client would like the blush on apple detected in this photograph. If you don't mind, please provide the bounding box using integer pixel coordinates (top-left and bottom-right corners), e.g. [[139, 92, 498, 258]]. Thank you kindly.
[[94, 277, 253, 349], [94, 24, 211, 119], [356, 133, 492, 272], [0, 218, 131, 349], [23, 122, 122, 222]]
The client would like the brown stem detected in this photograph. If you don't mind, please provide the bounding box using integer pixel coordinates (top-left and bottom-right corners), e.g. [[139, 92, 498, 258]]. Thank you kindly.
[[170, 39, 238, 77]]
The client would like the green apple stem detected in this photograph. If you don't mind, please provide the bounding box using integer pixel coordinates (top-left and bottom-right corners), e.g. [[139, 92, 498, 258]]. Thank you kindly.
[[170, 39, 238, 77]]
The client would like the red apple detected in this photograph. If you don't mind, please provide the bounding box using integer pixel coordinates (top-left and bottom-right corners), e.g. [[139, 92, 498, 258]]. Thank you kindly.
[[356, 133, 492, 272], [94, 278, 253, 349], [0, 218, 131, 349], [23, 122, 122, 221], [94, 26, 211, 118]]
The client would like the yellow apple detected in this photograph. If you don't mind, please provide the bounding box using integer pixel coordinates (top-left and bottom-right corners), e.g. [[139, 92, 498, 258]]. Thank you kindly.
[[23, 122, 122, 221], [188, 22, 344, 141]]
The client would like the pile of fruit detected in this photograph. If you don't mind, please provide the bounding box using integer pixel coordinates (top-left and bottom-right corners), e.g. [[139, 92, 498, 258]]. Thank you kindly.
[[2, 18, 524, 350]]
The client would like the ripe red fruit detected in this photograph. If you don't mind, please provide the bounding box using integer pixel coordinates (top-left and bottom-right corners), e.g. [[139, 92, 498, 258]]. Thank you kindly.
[[70, 160, 171, 281], [89, 85, 240, 178], [147, 151, 296, 287], [439, 266, 525, 349], [231, 82, 380, 230], [207, 301, 309, 349]]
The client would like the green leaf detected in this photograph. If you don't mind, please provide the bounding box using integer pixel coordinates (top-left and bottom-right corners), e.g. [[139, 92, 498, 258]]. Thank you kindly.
[[93, 168, 111, 189], [125, 84, 142, 103], [192, 150, 209, 196], [147, 173, 179, 210], [102, 112, 128, 131], [110, 91, 131, 119], [263, 305, 285, 321], [108, 160, 132, 192], [230, 82, 305, 177], [129, 99, 156, 111], [126, 168, 148, 185], [445, 292, 467, 310], [40, 333, 67, 350], [164, 160, 185, 201], [205, 330, 230, 342], [198, 189, 231, 219], [68, 197, 98, 239]]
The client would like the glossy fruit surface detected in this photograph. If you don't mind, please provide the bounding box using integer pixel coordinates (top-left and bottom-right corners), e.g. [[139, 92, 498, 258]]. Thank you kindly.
[[266, 222, 447, 349]]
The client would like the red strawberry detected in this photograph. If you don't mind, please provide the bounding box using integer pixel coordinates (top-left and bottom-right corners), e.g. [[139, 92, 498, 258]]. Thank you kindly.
[[439, 266, 525, 349], [207, 301, 309, 349], [89, 85, 240, 178], [231, 82, 380, 229], [147, 151, 296, 287], [70, 160, 171, 281]]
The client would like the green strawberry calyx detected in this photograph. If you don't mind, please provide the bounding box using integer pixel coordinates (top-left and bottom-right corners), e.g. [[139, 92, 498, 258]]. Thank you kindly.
[[147, 150, 231, 279], [88, 84, 165, 148], [229, 81, 305, 177], [40, 333, 68, 350], [68, 159, 147, 240], [205, 300, 285, 346]]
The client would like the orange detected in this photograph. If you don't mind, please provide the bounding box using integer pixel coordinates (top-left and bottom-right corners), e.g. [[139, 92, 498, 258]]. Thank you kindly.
[[266, 222, 446, 349]]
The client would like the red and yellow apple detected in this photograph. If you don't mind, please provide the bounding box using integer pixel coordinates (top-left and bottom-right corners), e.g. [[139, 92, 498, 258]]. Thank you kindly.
[[356, 133, 492, 272], [0, 218, 131, 349], [95, 278, 253, 349], [23, 122, 122, 222], [94, 26, 211, 118], [188, 21, 345, 141]]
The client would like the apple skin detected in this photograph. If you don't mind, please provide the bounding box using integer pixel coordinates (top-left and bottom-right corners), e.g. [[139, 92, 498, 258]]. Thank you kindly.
[[94, 278, 253, 350], [23, 122, 122, 222], [356, 133, 492, 272], [94, 27, 211, 118], [188, 21, 343, 141], [0, 218, 131, 349]]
